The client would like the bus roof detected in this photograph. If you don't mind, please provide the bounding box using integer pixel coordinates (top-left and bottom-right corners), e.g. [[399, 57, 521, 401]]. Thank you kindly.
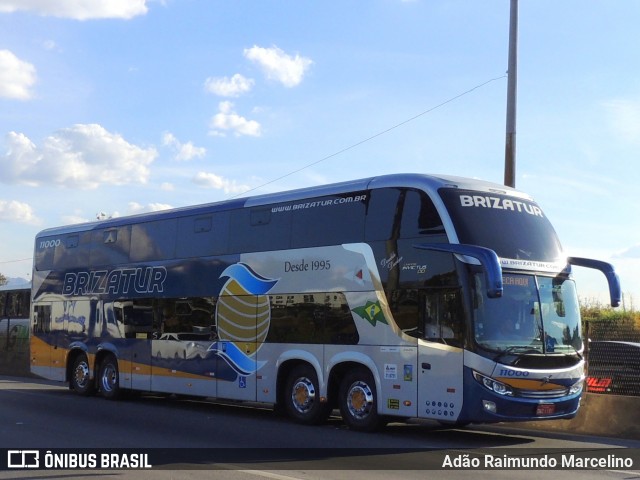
[[35, 173, 531, 238]]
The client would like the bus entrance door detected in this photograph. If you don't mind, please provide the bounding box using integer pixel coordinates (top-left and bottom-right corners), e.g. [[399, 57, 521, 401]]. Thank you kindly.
[[416, 289, 464, 422], [32, 302, 66, 382]]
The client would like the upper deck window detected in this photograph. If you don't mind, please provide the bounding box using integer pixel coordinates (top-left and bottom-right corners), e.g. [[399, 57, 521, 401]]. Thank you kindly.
[[365, 188, 445, 241], [289, 192, 367, 248]]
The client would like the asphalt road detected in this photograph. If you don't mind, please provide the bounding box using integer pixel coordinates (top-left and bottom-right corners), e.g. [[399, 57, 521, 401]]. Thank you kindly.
[[0, 375, 639, 480]]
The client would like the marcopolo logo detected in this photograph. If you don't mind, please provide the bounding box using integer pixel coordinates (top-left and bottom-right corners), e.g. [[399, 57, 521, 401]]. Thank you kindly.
[[7, 450, 39, 469]]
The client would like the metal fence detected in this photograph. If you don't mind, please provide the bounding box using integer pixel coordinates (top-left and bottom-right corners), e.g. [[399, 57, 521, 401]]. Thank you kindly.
[[584, 312, 640, 397]]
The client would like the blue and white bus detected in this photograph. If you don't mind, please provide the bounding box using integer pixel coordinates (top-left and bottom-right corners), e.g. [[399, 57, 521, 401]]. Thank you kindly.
[[30, 173, 620, 431]]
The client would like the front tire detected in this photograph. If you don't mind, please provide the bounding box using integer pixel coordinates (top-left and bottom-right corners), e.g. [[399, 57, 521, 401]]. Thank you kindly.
[[98, 354, 120, 400], [284, 365, 330, 425], [338, 367, 384, 432], [70, 354, 94, 396]]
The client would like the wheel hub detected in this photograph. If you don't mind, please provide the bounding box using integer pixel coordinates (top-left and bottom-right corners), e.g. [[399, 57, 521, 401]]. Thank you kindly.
[[347, 381, 374, 419], [292, 378, 316, 414], [74, 362, 90, 388]]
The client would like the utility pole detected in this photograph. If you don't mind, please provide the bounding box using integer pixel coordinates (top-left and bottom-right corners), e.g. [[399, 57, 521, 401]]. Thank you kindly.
[[504, 0, 518, 188]]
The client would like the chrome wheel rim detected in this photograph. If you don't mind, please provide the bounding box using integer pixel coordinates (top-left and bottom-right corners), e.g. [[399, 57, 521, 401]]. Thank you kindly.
[[101, 363, 117, 392], [291, 377, 316, 414], [73, 360, 90, 389], [346, 381, 374, 420]]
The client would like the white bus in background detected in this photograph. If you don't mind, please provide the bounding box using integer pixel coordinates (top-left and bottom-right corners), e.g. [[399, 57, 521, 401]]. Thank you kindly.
[[0, 285, 31, 375]]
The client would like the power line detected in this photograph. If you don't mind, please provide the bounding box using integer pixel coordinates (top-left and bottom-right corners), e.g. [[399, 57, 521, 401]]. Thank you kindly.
[[0, 75, 507, 269], [0, 258, 31, 265], [232, 74, 507, 198]]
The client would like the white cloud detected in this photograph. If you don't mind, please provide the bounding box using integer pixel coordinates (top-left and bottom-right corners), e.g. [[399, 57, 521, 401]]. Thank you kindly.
[[61, 214, 90, 225], [0, 199, 39, 224], [204, 73, 254, 98], [1, 124, 158, 189], [193, 172, 250, 194], [0, 0, 148, 20], [209, 101, 261, 137], [160, 182, 174, 191], [128, 202, 173, 214], [161, 132, 206, 161], [0, 50, 36, 100], [603, 98, 640, 144], [614, 244, 640, 259], [243, 45, 312, 88]]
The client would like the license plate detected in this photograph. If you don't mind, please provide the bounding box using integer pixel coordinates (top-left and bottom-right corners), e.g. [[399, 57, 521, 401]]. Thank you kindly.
[[536, 403, 555, 416]]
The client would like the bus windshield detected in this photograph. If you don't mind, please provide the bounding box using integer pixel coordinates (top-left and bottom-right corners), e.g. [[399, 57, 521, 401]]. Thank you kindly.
[[439, 188, 563, 263], [472, 272, 582, 355]]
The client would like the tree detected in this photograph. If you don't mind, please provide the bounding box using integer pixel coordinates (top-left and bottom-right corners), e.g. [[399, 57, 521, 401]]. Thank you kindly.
[[0, 273, 6, 286]]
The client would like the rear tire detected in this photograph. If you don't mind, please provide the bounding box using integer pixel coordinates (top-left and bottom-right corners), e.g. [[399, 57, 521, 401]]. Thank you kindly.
[[338, 367, 384, 432], [70, 354, 94, 396], [284, 365, 330, 425], [98, 354, 120, 400]]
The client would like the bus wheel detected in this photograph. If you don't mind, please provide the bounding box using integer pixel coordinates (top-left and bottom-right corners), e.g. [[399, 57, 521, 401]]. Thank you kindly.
[[338, 367, 383, 432], [284, 365, 329, 425], [70, 354, 94, 396], [98, 354, 120, 400]]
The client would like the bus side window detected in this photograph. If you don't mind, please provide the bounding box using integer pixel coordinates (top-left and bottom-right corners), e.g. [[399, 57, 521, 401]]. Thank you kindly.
[[389, 289, 420, 338], [291, 193, 366, 248], [33, 305, 52, 334], [131, 219, 178, 262], [365, 188, 446, 242], [228, 207, 292, 253], [267, 292, 358, 345], [7, 291, 29, 318], [365, 188, 402, 241], [90, 226, 131, 267], [400, 189, 445, 238], [176, 212, 229, 258], [423, 289, 463, 347]]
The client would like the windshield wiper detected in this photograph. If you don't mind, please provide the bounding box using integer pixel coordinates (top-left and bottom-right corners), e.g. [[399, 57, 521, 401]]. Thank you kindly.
[[493, 346, 542, 364]]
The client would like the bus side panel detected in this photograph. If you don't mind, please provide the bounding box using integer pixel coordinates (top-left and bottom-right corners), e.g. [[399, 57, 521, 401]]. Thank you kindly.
[[417, 341, 464, 422], [325, 344, 418, 419]]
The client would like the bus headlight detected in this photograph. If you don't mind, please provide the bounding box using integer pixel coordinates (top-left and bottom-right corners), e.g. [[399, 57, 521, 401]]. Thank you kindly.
[[569, 379, 584, 395], [473, 371, 513, 396]]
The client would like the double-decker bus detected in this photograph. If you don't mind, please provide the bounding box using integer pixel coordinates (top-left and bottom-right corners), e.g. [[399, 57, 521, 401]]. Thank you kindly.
[[30, 173, 620, 431]]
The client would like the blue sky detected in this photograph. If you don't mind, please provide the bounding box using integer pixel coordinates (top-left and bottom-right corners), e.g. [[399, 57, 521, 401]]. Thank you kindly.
[[0, 0, 638, 307]]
